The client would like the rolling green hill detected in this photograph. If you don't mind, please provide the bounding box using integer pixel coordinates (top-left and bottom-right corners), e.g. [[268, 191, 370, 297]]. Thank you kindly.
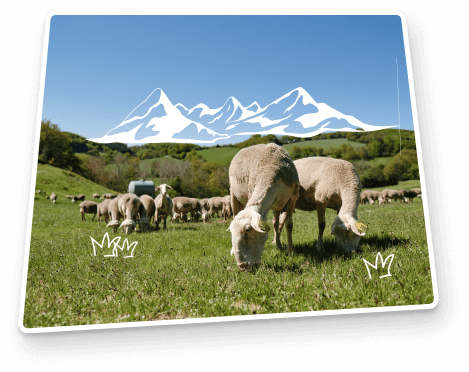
[[282, 138, 366, 152], [195, 147, 239, 166], [34, 164, 118, 199]]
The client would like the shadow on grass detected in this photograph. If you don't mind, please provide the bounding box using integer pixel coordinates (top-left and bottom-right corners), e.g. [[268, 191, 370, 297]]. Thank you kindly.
[[261, 234, 411, 273]]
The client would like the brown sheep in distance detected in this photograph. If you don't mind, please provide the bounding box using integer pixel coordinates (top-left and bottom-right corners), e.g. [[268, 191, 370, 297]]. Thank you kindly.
[[97, 199, 112, 227], [79, 201, 98, 222]]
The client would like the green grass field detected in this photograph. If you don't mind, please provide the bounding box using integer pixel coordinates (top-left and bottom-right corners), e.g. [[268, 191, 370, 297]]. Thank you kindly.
[[23, 169, 433, 328], [283, 138, 366, 152], [196, 146, 239, 165]]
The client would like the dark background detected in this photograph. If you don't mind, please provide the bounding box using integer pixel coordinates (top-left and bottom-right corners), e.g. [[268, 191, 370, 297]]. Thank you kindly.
[[2, 1, 464, 370]]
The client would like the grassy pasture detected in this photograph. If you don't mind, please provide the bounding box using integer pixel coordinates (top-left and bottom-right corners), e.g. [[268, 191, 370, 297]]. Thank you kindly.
[[35, 164, 118, 197], [23, 177, 433, 329]]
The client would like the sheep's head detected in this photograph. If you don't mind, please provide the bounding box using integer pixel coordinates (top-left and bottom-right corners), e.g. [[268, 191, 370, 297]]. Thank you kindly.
[[227, 209, 269, 272], [156, 184, 172, 196], [120, 219, 136, 234], [331, 215, 365, 253], [138, 217, 149, 232], [106, 219, 121, 233], [202, 211, 209, 223]]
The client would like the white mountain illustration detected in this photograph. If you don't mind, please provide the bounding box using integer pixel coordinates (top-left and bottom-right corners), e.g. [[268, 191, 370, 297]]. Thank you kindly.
[[88, 87, 393, 144]]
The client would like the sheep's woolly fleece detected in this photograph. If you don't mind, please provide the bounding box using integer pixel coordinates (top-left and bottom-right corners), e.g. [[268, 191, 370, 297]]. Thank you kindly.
[[230, 143, 299, 208]]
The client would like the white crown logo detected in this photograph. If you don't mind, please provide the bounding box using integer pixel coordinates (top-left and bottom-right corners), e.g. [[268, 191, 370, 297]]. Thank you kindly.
[[90, 232, 138, 258], [363, 252, 394, 279]]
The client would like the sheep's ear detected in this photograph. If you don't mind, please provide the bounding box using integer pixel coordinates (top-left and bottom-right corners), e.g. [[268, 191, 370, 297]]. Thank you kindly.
[[251, 212, 268, 233], [167, 185, 172, 190], [349, 218, 366, 236]]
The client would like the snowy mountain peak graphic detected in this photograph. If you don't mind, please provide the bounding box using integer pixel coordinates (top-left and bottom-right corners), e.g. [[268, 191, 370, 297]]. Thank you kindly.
[[88, 87, 394, 144]]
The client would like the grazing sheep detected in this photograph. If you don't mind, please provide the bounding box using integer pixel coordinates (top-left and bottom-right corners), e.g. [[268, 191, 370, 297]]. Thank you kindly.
[[106, 195, 123, 232], [228, 143, 299, 271], [361, 190, 385, 205], [400, 189, 418, 203], [50, 192, 57, 204], [411, 188, 422, 195], [171, 212, 181, 223], [277, 157, 365, 253], [192, 211, 203, 222], [154, 184, 173, 230], [139, 194, 156, 230], [172, 196, 209, 223], [221, 195, 233, 221], [93, 193, 101, 199], [117, 193, 149, 234], [360, 192, 368, 205], [97, 199, 112, 227], [65, 195, 73, 200], [208, 197, 225, 219], [79, 201, 98, 222], [200, 198, 211, 213], [36, 190, 42, 195], [71, 194, 85, 204], [382, 189, 405, 203]]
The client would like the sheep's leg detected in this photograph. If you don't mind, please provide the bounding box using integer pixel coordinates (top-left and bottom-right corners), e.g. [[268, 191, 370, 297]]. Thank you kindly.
[[231, 190, 244, 217], [272, 210, 282, 249], [282, 197, 297, 256], [316, 204, 327, 253], [92, 213, 96, 222], [155, 211, 160, 230], [163, 215, 167, 229]]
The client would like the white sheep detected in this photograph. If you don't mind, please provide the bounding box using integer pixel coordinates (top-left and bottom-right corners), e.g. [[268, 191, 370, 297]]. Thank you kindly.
[[208, 197, 224, 218], [50, 192, 57, 204], [228, 143, 299, 271], [93, 193, 101, 199], [154, 184, 173, 230], [171, 212, 181, 223], [139, 194, 156, 231], [97, 199, 112, 227], [411, 187, 422, 195], [117, 193, 149, 234], [200, 198, 211, 213], [399, 189, 418, 203], [79, 201, 98, 222], [106, 195, 123, 232], [361, 190, 385, 205], [71, 194, 85, 204], [172, 196, 209, 223], [221, 195, 232, 221], [277, 157, 365, 253], [382, 189, 405, 203]]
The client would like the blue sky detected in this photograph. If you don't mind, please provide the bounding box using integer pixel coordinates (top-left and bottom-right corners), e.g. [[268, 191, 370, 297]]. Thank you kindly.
[[42, 15, 414, 143]]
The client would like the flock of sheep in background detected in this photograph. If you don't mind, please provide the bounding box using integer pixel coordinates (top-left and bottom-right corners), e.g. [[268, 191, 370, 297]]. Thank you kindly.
[[36, 143, 423, 272], [360, 188, 422, 205]]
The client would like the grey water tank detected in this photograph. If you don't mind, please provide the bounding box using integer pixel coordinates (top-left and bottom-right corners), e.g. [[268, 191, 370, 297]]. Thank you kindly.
[[128, 179, 155, 198]]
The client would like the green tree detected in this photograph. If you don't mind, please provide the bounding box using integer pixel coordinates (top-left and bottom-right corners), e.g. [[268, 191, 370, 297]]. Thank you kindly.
[[383, 149, 419, 182], [39, 120, 82, 173]]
